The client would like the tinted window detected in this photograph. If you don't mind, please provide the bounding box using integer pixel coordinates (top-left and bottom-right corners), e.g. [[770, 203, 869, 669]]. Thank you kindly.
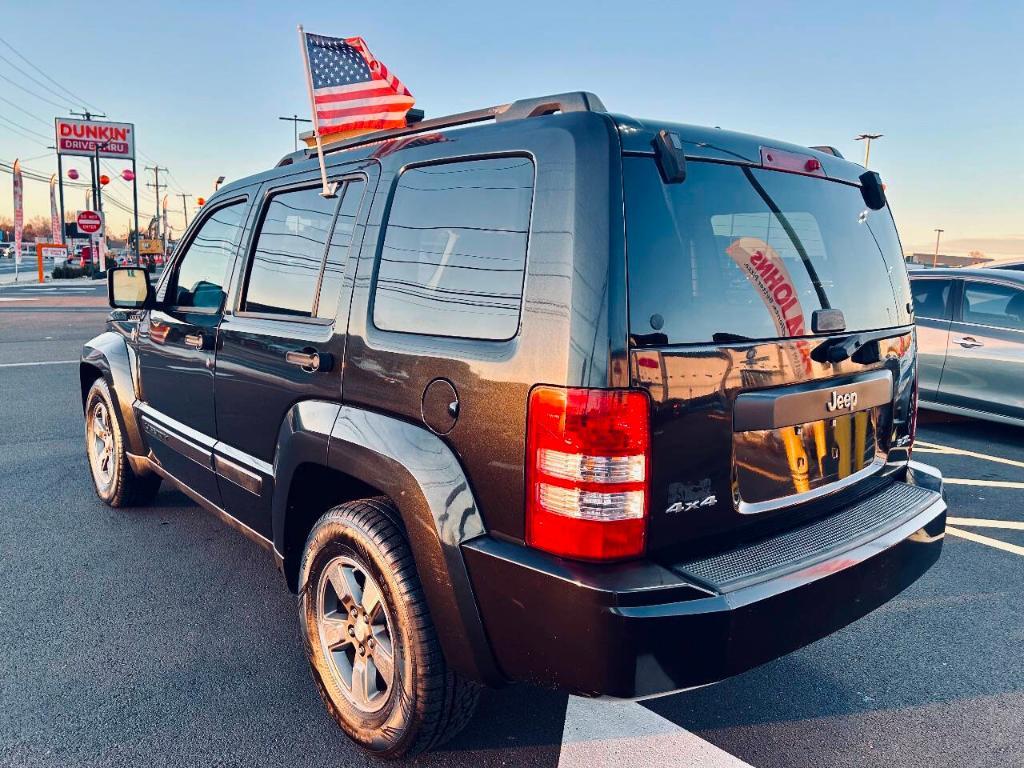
[[373, 156, 534, 340], [244, 187, 338, 317], [316, 179, 365, 320], [171, 201, 245, 310], [624, 159, 909, 345], [962, 281, 1024, 330], [911, 279, 953, 320]]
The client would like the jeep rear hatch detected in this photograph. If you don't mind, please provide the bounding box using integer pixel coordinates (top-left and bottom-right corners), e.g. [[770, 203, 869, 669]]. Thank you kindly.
[[623, 153, 916, 557]]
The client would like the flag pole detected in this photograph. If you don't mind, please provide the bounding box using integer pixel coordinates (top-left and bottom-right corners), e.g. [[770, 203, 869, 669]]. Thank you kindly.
[[298, 24, 337, 198]]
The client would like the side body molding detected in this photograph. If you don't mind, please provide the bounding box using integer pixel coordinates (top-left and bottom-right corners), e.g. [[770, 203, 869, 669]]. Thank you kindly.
[[81, 331, 148, 457], [321, 406, 499, 685]]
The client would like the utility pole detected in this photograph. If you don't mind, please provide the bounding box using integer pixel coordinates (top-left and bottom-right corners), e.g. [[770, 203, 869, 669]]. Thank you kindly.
[[854, 133, 883, 168], [145, 165, 168, 243], [70, 111, 107, 210], [279, 114, 312, 151], [932, 229, 944, 268], [178, 192, 193, 228]]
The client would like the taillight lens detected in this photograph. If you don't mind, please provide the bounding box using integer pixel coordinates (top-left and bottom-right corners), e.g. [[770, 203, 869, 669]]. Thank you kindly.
[[526, 386, 650, 561]]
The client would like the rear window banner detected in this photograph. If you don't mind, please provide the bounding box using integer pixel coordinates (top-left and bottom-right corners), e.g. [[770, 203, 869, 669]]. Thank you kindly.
[[725, 236, 812, 376]]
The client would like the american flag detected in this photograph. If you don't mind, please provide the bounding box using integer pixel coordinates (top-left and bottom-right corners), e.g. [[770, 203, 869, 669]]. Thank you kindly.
[[304, 33, 415, 136]]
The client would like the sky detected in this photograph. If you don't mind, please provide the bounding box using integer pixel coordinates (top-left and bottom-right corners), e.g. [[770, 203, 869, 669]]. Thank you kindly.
[[1, 0, 1022, 258]]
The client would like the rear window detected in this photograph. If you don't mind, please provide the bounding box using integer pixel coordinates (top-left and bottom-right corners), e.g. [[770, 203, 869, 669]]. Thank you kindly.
[[624, 158, 911, 345]]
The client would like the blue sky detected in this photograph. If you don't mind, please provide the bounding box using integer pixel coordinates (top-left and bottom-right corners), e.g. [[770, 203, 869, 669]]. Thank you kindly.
[[1, 0, 1021, 256]]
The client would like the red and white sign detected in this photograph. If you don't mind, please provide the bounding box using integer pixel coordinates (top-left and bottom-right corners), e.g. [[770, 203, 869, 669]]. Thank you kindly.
[[77, 210, 104, 235], [55, 118, 135, 159], [726, 237, 814, 377]]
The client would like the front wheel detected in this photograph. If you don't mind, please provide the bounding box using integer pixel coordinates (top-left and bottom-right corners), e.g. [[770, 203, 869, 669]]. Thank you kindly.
[[299, 498, 479, 758], [84, 378, 160, 507]]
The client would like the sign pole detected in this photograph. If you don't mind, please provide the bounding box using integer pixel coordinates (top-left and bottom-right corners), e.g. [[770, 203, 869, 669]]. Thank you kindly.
[[297, 24, 337, 198], [56, 152, 66, 245], [131, 156, 140, 265]]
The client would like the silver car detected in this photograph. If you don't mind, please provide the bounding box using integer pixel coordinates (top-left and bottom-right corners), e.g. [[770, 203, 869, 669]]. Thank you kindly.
[[912, 267, 1024, 425]]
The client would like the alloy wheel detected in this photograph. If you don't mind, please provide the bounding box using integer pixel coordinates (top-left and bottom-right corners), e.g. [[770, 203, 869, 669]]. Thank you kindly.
[[88, 400, 115, 489], [315, 555, 397, 714]]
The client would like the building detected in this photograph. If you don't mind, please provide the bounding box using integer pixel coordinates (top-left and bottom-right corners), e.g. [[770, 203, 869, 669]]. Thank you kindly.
[[906, 252, 993, 268]]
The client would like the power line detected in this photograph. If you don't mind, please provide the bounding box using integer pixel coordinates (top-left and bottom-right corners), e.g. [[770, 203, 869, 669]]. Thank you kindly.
[[0, 36, 101, 112], [0, 93, 51, 127], [0, 70, 69, 110], [0, 113, 50, 141], [0, 51, 81, 109]]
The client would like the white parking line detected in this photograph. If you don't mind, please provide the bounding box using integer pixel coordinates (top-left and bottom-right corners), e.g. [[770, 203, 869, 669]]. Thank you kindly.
[[559, 696, 754, 768], [948, 517, 1024, 530], [0, 360, 78, 368], [915, 441, 1024, 470], [943, 478, 1024, 490], [946, 526, 1024, 557]]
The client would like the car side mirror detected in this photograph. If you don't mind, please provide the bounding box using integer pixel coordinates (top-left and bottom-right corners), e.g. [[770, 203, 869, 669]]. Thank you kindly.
[[107, 266, 154, 310]]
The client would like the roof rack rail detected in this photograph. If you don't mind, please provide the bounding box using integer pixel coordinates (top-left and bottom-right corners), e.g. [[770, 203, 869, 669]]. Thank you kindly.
[[277, 91, 606, 166]]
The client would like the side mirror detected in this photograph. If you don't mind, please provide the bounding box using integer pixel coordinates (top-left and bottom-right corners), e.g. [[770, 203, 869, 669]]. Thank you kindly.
[[107, 266, 154, 310]]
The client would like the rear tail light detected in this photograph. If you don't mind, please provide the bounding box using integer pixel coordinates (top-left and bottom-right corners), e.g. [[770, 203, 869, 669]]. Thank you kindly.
[[526, 386, 650, 561]]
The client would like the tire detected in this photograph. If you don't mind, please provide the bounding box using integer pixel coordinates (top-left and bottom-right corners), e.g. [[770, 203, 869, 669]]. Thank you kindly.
[[84, 377, 161, 507], [299, 498, 480, 759]]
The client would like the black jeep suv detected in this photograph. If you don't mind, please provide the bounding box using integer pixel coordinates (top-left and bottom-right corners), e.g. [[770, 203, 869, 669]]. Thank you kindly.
[[82, 92, 946, 758]]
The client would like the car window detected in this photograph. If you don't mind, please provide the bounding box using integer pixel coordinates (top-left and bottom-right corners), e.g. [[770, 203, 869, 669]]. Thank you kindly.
[[910, 279, 953, 320], [962, 281, 1024, 331], [623, 158, 909, 345], [372, 156, 534, 340], [316, 179, 365, 320], [243, 186, 339, 317], [170, 201, 246, 310]]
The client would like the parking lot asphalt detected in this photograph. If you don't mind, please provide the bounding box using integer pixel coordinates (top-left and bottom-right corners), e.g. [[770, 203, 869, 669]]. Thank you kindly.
[[1, 285, 1021, 768]]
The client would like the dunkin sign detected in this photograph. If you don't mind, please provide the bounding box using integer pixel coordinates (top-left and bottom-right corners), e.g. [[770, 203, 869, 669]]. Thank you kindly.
[[726, 237, 814, 377], [55, 118, 135, 159]]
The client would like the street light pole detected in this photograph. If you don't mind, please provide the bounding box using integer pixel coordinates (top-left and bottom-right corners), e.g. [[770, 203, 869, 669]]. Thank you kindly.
[[932, 229, 945, 268], [279, 114, 312, 151], [854, 133, 883, 168]]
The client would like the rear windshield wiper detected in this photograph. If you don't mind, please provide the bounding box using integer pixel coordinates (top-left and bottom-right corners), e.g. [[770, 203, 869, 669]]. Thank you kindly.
[[712, 332, 753, 344], [811, 328, 905, 364]]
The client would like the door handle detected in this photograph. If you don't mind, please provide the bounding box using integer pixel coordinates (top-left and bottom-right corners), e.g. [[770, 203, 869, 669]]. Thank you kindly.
[[953, 336, 984, 349], [184, 333, 205, 350], [285, 349, 333, 372]]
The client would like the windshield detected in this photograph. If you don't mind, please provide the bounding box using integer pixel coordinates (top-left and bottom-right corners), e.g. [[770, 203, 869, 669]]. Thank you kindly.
[[624, 157, 912, 345]]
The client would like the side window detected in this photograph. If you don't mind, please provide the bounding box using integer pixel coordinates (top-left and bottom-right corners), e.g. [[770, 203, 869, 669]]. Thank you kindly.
[[962, 281, 1024, 331], [911, 279, 952, 320], [372, 156, 534, 340], [169, 201, 246, 310], [316, 179, 365, 320], [243, 186, 338, 317]]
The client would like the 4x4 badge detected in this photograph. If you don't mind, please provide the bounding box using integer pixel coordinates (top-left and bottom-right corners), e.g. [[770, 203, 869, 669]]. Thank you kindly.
[[666, 495, 718, 514]]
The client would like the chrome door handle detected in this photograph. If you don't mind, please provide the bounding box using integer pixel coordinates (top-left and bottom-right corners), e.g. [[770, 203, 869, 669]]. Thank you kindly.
[[285, 349, 332, 372], [953, 336, 983, 349], [184, 333, 204, 350]]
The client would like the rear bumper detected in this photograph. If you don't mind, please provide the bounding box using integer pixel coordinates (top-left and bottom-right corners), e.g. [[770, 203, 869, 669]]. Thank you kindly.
[[462, 462, 946, 698]]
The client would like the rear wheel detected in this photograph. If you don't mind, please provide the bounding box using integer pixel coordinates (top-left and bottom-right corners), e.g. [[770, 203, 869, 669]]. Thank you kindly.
[[85, 378, 160, 507], [299, 498, 479, 758]]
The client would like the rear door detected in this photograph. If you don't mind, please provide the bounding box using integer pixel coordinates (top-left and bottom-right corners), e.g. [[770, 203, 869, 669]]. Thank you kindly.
[[624, 156, 916, 556], [936, 278, 1024, 419], [909, 276, 955, 400], [213, 168, 374, 536]]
